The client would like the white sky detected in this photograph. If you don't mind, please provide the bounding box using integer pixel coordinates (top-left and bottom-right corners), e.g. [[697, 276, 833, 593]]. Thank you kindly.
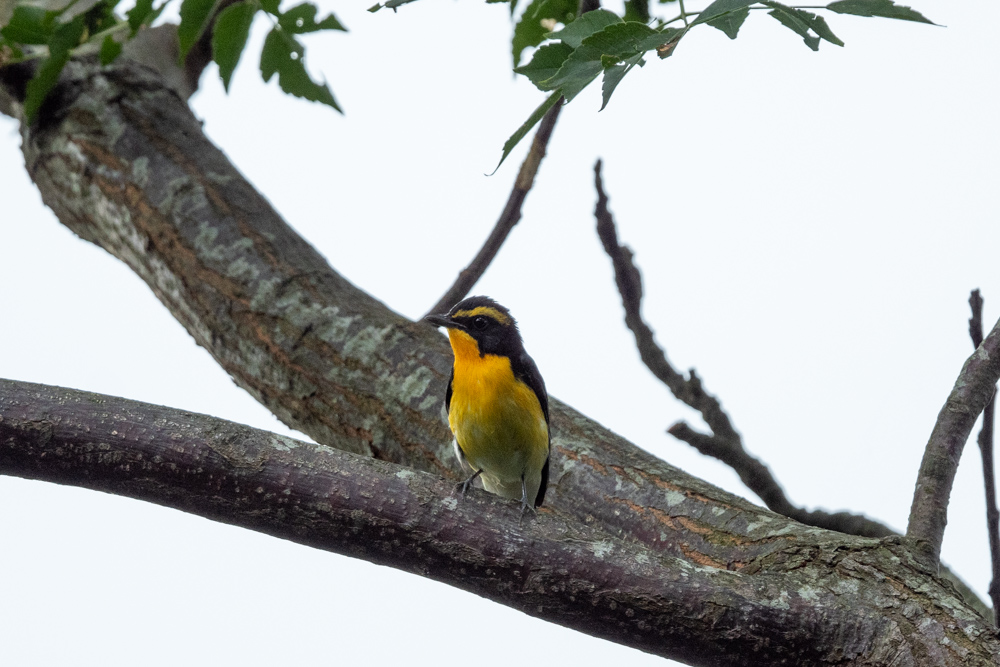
[[1, 0, 998, 664]]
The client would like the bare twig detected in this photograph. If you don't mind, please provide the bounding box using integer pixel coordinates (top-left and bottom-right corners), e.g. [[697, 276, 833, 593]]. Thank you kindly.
[[593, 159, 892, 539], [969, 289, 1000, 624], [425, 101, 562, 318], [907, 307, 1000, 567]]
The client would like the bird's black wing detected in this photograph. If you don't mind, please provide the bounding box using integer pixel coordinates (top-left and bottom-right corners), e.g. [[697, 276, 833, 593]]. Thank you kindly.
[[445, 367, 454, 413], [512, 349, 550, 508], [512, 349, 549, 425]]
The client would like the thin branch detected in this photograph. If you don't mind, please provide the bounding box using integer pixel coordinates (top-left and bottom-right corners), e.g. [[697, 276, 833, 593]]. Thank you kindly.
[[425, 101, 562, 318], [969, 288, 1000, 624], [3, 378, 999, 666], [593, 158, 892, 539], [907, 306, 1000, 567]]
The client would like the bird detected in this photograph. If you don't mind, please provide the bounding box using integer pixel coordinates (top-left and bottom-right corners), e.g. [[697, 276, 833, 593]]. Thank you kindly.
[[425, 296, 550, 513]]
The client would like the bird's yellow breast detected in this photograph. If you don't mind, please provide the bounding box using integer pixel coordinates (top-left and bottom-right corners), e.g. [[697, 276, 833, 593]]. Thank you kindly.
[[446, 329, 548, 490]]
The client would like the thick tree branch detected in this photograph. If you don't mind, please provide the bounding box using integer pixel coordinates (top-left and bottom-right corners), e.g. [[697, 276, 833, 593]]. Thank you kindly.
[[907, 309, 1000, 567], [426, 101, 562, 318], [969, 289, 1000, 625], [592, 159, 893, 539], [3, 377, 1000, 666], [2, 58, 997, 661], [2, 56, 816, 573]]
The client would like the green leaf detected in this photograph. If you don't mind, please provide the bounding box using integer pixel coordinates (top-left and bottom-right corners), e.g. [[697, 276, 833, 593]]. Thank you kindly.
[[369, 0, 419, 12], [541, 22, 670, 101], [212, 0, 255, 91], [691, 0, 754, 26], [493, 91, 561, 174], [803, 13, 843, 45], [763, 2, 843, 48], [577, 20, 664, 57], [178, 0, 217, 61], [514, 41, 573, 90], [826, 0, 934, 24], [511, 0, 576, 67], [624, 0, 650, 23], [126, 0, 157, 33], [259, 27, 341, 111], [765, 3, 820, 50], [81, 0, 119, 35], [541, 47, 602, 101], [99, 34, 121, 64], [600, 51, 642, 110], [24, 16, 85, 122], [261, 0, 281, 13], [706, 6, 748, 39], [1, 5, 52, 44], [547, 8, 621, 48], [278, 3, 345, 33]]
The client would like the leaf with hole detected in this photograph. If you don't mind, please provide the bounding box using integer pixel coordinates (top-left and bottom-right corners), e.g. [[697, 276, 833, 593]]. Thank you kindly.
[[259, 27, 341, 111], [278, 3, 345, 34], [511, 0, 576, 67]]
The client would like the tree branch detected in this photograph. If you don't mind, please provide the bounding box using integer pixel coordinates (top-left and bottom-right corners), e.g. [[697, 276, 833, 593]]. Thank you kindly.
[[4, 377, 1000, 666], [969, 289, 1000, 625], [426, 100, 562, 318], [3, 57, 998, 661], [592, 159, 893, 539], [907, 306, 1000, 567]]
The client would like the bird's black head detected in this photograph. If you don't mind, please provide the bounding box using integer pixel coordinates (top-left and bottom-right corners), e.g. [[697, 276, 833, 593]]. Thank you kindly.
[[425, 296, 523, 357]]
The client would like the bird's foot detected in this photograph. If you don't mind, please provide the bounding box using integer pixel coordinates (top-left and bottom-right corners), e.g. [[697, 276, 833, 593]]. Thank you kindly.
[[454, 469, 482, 497]]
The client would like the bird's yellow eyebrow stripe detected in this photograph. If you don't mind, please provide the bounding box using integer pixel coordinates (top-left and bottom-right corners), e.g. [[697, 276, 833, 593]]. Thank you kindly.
[[452, 306, 511, 325]]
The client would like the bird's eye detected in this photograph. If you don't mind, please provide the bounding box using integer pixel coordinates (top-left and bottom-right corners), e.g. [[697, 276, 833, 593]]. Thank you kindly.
[[473, 316, 489, 331]]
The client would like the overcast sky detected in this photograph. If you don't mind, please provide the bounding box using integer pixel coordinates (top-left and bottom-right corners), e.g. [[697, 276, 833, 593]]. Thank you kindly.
[[2, 0, 998, 664]]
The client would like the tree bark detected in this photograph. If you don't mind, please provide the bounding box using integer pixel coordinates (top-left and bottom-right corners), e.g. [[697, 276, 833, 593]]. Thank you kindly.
[[1, 56, 998, 665], [3, 378, 999, 666]]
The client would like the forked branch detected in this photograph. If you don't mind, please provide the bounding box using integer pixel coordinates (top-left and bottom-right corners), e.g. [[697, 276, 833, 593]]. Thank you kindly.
[[969, 288, 1000, 625], [907, 301, 1000, 567], [594, 158, 892, 539]]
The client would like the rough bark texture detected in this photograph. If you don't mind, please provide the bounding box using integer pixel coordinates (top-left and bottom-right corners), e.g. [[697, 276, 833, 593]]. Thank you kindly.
[[1, 56, 998, 665], [908, 316, 1000, 566], [3, 378, 999, 666]]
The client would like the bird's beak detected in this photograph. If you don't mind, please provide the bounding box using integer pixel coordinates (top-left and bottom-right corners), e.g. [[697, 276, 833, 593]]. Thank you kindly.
[[425, 313, 459, 329]]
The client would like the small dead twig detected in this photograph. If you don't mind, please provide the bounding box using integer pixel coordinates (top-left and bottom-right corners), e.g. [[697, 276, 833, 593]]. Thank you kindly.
[[593, 158, 892, 539], [425, 101, 562, 318], [969, 289, 1000, 624]]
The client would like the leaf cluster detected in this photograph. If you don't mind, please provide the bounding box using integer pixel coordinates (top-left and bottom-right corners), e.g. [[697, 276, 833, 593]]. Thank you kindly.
[[494, 0, 933, 168], [0, 0, 344, 122]]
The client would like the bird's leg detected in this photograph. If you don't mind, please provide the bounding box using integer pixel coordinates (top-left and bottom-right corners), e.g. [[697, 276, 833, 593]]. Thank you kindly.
[[455, 468, 482, 496], [518, 475, 535, 525]]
